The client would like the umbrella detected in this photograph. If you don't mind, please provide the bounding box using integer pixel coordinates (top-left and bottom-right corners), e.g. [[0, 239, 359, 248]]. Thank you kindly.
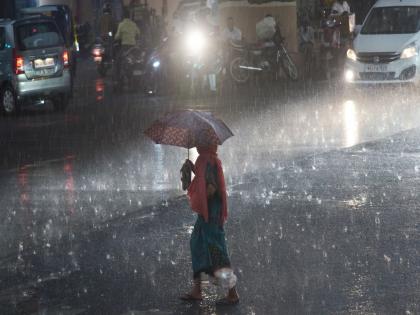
[[144, 110, 234, 150]]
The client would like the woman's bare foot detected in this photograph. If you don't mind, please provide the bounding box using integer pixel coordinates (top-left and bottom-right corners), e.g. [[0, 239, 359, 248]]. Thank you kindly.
[[180, 293, 203, 301], [180, 281, 203, 301], [227, 286, 239, 302]]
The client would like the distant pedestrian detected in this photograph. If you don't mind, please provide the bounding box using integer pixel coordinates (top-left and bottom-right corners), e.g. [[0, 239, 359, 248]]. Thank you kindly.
[[300, 19, 315, 78], [99, 3, 115, 39], [331, 0, 351, 16], [221, 17, 242, 43], [300, 19, 315, 48], [180, 145, 239, 305]]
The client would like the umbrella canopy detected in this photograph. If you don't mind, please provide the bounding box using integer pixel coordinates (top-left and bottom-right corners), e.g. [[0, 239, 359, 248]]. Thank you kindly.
[[144, 110, 234, 149]]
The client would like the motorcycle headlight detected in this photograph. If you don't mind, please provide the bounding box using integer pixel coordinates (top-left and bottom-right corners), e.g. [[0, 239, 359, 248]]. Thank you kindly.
[[153, 60, 161, 68], [92, 47, 103, 57], [347, 48, 357, 61], [185, 30, 206, 55], [401, 45, 418, 59]]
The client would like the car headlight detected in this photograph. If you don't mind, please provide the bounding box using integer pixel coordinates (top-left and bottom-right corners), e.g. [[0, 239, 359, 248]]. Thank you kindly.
[[185, 30, 206, 55], [401, 45, 418, 59], [347, 48, 357, 61]]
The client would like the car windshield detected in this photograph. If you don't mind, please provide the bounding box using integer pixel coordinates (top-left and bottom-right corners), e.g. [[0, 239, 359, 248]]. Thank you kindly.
[[16, 21, 63, 50], [361, 6, 420, 34]]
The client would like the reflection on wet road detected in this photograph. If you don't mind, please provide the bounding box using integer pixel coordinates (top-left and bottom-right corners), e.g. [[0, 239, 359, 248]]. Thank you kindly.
[[343, 100, 359, 147], [2, 60, 420, 313]]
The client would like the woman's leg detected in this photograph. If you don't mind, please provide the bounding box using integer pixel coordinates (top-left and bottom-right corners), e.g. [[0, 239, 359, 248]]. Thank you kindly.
[[191, 274, 202, 298]]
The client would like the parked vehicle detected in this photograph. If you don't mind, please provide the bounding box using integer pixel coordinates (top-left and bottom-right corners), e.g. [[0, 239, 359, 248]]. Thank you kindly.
[[229, 38, 298, 84], [0, 17, 72, 115], [345, 0, 420, 84]]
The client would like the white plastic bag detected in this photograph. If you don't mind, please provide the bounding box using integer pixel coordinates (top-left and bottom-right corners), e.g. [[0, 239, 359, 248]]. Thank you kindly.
[[214, 268, 237, 289], [256, 16, 276, 41]]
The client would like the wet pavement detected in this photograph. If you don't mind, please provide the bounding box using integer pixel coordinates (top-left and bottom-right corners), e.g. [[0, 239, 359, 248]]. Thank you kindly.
[[2, 59, 420, 314]]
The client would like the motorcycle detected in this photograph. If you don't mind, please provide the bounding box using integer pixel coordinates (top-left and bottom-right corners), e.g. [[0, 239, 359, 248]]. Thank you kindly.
[[144, 39, 169, 95], [76, 22, 92, 55], [91, 33, 114, 77], [178, 29, 224, 96], [112, 42, 165, 95], [229, 31, 298, 84]]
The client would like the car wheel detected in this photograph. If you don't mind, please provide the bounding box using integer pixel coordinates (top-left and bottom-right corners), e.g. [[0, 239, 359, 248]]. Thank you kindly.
[[1, 86, 19, 115], [53, 95, 69, 111]]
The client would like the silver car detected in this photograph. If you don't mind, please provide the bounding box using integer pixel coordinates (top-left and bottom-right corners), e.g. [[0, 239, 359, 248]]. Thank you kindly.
[[0, 16, 72, 115]]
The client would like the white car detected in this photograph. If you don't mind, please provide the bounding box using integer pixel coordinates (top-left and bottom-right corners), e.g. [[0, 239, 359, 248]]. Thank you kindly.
[[345, 0, 420, 84]]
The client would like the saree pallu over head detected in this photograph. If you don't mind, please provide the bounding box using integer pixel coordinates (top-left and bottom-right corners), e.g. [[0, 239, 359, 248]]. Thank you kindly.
[[187, 145, 228, 224]]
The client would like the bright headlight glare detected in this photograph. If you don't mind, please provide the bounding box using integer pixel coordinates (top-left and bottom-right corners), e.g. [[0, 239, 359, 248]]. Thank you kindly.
[[401, 46, 418, 59], [186, 30, 206, 55], [345, 70, 355, 82], [153, 60, 160, 68], [347, 49, 357, 61]]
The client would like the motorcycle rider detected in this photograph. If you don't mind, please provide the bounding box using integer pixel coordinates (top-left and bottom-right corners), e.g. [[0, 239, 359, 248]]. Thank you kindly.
[[97, 3, 115, 68], [99, 3, 115, 39], [331, 0, 351, 16], [330, 0, 352, 67], [114, 8, 141, 81], [256, 14, 284, 66], [300, 19, 315, 76]]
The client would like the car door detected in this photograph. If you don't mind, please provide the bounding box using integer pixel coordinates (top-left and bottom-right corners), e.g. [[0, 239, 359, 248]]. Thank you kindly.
[[0, 27, 8, 84]]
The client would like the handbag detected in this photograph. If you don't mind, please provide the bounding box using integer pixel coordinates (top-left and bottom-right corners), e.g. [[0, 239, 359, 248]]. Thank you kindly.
[[180, 160, 193, 191], [205, 164, 218, 199]]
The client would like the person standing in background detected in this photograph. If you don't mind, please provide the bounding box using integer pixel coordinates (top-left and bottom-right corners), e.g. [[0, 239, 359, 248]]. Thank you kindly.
[[221, 17, 242, 43]]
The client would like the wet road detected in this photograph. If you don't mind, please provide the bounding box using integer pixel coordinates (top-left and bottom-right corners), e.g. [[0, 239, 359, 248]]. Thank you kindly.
[[2, 59, 420, 314]]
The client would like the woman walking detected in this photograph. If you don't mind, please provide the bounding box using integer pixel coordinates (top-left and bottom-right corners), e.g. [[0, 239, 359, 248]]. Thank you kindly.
[[181, 145, 239, 305]]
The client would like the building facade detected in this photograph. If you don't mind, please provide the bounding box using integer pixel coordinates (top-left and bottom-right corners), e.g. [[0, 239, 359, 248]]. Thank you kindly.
[[0, 0, 37, 19], [0, 0, 16, 19], [0, 0, 97, 22], [38, 0, 96, 23]]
